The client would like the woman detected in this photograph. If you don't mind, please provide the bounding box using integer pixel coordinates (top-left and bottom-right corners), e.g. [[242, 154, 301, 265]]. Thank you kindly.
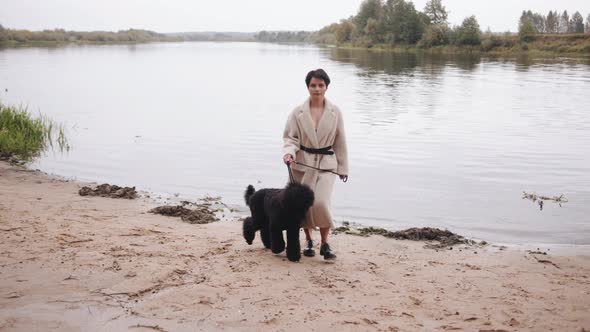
[[282, 68, 348, 260]]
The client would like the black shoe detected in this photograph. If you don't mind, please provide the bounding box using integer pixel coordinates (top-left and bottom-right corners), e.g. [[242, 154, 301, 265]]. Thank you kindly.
[[320, 243, 337, 260], [303, 240, 315, 257]]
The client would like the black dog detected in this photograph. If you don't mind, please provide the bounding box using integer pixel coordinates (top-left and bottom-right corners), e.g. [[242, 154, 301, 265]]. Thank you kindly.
[[243, 182, 314, 262]]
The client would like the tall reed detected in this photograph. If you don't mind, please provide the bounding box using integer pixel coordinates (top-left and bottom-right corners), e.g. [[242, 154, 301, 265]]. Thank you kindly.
[[0, 103, 69, 162]]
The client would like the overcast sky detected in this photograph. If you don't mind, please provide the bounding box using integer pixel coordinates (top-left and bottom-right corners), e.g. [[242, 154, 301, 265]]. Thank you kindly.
[[1, 0, 589, 33]]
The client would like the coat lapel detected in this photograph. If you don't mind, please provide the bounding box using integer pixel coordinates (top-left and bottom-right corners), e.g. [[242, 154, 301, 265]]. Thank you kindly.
[[316, 98, 336, 145], [298, 98, 319, 148]]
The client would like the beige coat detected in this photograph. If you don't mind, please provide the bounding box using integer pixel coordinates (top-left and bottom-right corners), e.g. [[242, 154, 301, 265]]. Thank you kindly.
[[283, 97, 349, 229]]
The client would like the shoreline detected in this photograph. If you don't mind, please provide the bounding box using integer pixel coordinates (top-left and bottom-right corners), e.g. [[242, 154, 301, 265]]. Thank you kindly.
[[10, 161, 590, 253], [1, 160, 590, 331], [2, 39, 590, 59], [319, 43, 590, 58]]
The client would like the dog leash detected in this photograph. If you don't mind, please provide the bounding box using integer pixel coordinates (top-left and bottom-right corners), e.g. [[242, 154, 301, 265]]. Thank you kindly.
[[287, 164, 295, 183], [288, 161, 348, 183]]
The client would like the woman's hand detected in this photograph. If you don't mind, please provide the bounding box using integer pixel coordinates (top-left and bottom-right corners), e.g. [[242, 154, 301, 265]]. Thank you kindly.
[[283, 154, 294, 165], [339, 175, 348, 182]]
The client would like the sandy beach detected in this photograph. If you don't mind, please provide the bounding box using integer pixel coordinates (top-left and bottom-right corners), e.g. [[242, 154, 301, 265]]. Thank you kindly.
[[1, 160, 589, 332]]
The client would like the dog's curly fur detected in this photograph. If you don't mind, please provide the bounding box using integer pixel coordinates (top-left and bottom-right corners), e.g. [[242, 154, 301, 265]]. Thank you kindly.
[[243, 182, 314, 262]]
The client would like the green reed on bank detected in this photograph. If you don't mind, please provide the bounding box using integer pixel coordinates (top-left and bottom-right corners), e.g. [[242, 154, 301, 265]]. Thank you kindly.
[[0, 102, 69, 162]]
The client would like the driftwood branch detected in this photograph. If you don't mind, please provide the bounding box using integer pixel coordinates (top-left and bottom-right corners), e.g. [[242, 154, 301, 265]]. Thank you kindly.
[[522, 191, 568, 203], [522, 192, 568, 211], [67, 239, 93, 244], [129, 324, 168, 332], [533, 256, 561, 269], [0, 227, 25, 232]]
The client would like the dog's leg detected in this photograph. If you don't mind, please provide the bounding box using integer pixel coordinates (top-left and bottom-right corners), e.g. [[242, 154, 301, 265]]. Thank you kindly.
[[286, 225, 301, 262], [260, 225, 271, 249], [270, 226, 286, 254], [242, 217, 256, 245]]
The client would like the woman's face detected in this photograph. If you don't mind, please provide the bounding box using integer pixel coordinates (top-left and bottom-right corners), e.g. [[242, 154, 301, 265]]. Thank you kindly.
[[308, 77, 327, 98]]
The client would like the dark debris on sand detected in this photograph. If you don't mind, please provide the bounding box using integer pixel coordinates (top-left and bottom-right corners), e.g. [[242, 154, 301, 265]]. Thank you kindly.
[[0, 153, 25, 166], [148, 203, 218, 224], [78, 184, 137, 199], [333, 225, 486, 249]]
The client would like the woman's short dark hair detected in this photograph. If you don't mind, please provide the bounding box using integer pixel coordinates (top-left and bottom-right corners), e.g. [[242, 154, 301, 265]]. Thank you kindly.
[[305, 69, 331, 87]]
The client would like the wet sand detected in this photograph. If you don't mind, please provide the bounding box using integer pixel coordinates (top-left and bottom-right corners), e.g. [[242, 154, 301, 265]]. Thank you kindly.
[[1, 161, 589, 331]]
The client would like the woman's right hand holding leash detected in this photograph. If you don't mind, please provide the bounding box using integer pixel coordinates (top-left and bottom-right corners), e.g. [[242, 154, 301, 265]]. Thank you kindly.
[[283, 154, 294, 166]]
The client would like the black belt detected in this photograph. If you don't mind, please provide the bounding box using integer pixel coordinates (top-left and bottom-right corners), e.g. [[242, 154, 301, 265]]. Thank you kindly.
[[300, 145, 334, 155]]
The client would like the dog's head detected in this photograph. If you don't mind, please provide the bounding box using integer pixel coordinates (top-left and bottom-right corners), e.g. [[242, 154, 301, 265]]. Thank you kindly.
[[242, 216, 255, 245], [282, 182, 315, 214]]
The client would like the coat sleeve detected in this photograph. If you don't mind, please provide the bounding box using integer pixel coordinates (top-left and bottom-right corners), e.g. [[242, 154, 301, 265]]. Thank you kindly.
[[282, 111, 300, 158], [333, 110, 349, 175]]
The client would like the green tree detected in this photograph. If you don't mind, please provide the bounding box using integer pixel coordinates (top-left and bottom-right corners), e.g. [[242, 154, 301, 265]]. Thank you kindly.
[[256, 31, 270, 42], [355, 0, 382, 34], [319, 23, 340, 35], [519, 10, 545, 33], [424, 0, 448, 24], [381, 0, 425, 44], [571, 11, 584, 33], [364, 18, 381, 43], [560, 10, 570, 33], [480, 28, 504, 51], [456, 15, 481, 45], [519, 11, 535, 32], [335, 19, 356, 43], [546, 11, 557, 33], [532, 13, 546, 33], [519, 18, 536, 42], [381, 0, 402, 43], [0, 24, 6, 42], [419, 23, 450, 47]]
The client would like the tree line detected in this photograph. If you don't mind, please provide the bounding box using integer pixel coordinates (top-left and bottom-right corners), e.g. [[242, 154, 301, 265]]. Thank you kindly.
[[518, 10, 590, 43], [254, 31, 311, 43], [0, 25, 262, 44], [314, 0, 590, 48], [519, 10, 589, 34], [2, 2, 589, 48], [0, 26, 179, 44]]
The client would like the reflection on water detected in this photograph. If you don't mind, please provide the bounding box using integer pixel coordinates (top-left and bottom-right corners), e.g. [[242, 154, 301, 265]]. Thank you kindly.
[[1, 42, 589, 245], [328, 48, 483, 73], [322, 46, 590, 245]]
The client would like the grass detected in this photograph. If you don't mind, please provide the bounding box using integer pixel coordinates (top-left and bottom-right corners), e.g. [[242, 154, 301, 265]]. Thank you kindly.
[[0, 102, 69, 163], [529, 34, 590, 54]]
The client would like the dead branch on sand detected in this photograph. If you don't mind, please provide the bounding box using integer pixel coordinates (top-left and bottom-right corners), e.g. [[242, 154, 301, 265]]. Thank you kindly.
[[532, 256, 561, 269], [0, 227, 25, 231], [129, 324, 168, 332]]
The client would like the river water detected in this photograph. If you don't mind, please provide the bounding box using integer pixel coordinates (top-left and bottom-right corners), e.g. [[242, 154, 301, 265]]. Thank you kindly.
[[1, 42, 589, 245]]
